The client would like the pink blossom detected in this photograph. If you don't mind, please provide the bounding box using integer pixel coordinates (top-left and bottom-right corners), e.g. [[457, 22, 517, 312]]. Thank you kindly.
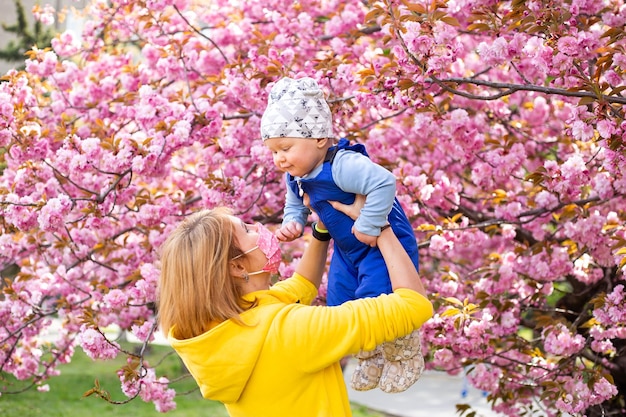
[[25, 50, 58, 78], [602, 11, 626, 27], [432, 348, 456, 370], [543, 323, 585, 356], [522, 36, 552, 74], [593, 284, 626, 326], [138, 369, 176, 412], [590, 337, 615, 355], [37, 195, 72, 233], [429, 234, 454, 253], [130, 321, 155, 343], [324, 3, 363, 37], [437, 279, 460, 297], [557, 36, 579, 56], [593, 172, 614, 199], [570, 0, 604, 16], [77, 327, 120, 360], [51, 31, 81, 57], [32, 4, 55, 26], [466, 363, 502, 392], [494, 201, 523, 221], [603, 69, 623, 87], [570, 120, 594, 141], [549, 154, 590, 198], [476, 37, 510, 66], [572, 254, 603, 285], [12, 349, 41, 380], [596, 119, 616, 139], [555, 374, 617, 414], [525, 96, 550, 126], [4, 195, 38, 230], [103, 289, 128, 310], [470, 162, 494, 189], [556, 392, 584, 414], [594, 377, 618, 400], [120, 366, 176, 412], [534, 190, 558, 209]]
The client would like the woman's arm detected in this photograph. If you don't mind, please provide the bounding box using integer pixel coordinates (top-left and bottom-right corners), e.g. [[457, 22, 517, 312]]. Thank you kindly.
[[330, 195, 427, 297], [279, 196, 432, 372], [376, 226, 426, 296], [294, 234, 330, 290]]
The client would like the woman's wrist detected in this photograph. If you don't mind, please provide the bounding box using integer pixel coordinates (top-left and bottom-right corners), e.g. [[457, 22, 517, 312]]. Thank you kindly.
[[377, 223, 394, 241], [312, 221, 331, 241]]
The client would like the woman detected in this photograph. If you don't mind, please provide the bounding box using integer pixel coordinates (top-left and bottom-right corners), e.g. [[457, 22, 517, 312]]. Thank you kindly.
[[157, 198, 433, 417]]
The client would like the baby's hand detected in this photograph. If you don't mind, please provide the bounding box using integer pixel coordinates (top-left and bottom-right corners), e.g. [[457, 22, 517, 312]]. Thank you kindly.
[[353, 228, 378, 247], [275, 221, 303, 242]]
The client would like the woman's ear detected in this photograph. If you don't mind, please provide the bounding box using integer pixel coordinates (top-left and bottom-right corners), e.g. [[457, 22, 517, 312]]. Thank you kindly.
[[229, 258, 246, 278]]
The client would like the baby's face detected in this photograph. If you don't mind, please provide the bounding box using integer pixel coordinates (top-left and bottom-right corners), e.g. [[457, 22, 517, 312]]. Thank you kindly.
[[264, 137, 329, 177]]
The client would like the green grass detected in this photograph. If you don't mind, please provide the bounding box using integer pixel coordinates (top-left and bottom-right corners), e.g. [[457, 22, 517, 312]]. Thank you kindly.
[[0, 344, 387, 417]]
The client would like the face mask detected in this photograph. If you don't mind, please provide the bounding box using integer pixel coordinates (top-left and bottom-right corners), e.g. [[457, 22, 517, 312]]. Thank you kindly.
[[234, 223, 282, 275]]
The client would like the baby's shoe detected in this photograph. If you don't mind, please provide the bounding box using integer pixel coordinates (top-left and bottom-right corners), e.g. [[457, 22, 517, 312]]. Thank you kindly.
[[381, 328, 423, 361], [379, 329, 425, 393], [378, 353, 425, 393], [350, 346, 385, 391]]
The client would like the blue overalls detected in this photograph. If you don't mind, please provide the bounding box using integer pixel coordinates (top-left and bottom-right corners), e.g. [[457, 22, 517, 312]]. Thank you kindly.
[[287, 139, 419, 306]]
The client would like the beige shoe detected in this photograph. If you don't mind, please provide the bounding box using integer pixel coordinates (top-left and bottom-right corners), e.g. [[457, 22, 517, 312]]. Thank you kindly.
[[350, 347, 385, 391], [381, 329, 423, 361], [378, 329, 425, 393], [378, 353, 425, 393]]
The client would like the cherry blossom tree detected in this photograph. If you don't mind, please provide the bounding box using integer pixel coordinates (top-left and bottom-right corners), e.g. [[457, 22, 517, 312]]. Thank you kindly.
[[1, 0, 625, 415]]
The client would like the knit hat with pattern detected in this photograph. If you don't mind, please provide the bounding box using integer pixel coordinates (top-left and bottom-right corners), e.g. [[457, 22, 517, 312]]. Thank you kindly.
[[260, 77, 334, 140]]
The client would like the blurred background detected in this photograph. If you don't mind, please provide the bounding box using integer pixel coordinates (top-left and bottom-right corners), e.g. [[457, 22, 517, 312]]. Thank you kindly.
[[0, 0, 87, 74]]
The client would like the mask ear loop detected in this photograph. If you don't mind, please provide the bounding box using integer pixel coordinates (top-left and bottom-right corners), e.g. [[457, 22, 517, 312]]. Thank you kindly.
[[232, 247, 258, 283], [232, 246, 258, 260], [231, 246, 258, 282]]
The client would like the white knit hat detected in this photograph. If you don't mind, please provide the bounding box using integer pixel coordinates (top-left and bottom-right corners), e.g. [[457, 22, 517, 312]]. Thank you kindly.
[[260, 77, 334, 140]]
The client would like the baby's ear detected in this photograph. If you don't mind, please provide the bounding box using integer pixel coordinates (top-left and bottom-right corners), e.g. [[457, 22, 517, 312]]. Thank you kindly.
[[316, 138, 331, 149]]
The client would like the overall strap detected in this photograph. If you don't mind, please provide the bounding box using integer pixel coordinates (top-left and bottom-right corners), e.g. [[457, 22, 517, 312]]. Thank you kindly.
[[324, 137, 354, 164], [325, 146, 339, 163]]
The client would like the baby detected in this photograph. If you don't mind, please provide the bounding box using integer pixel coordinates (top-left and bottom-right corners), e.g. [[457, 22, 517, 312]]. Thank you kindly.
[[260, 77, 424, 393]]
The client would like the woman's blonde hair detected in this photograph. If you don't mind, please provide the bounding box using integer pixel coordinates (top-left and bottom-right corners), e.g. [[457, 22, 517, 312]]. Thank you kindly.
[[157, 208, 251, 340]]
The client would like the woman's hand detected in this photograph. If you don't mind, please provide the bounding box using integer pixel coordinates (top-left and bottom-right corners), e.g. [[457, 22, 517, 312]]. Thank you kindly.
[[328, 194, 366, 221], [332, 194, 427, 296], [330, 195, 380, 246]]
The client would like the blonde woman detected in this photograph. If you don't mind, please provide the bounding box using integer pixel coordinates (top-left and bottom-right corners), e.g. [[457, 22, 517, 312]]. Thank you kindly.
[[157, 198, 432, 417]]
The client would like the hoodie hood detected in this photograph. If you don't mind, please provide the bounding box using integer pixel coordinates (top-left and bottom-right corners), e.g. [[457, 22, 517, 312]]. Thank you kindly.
[[168, 288, 300, 403]]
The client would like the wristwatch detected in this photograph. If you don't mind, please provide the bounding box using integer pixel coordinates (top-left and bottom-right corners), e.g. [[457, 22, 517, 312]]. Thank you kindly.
[[311, 222, 332, 241]]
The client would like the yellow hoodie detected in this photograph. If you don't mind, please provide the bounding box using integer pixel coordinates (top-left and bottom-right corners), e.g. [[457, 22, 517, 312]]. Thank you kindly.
[[168, 273, 433, 417]]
